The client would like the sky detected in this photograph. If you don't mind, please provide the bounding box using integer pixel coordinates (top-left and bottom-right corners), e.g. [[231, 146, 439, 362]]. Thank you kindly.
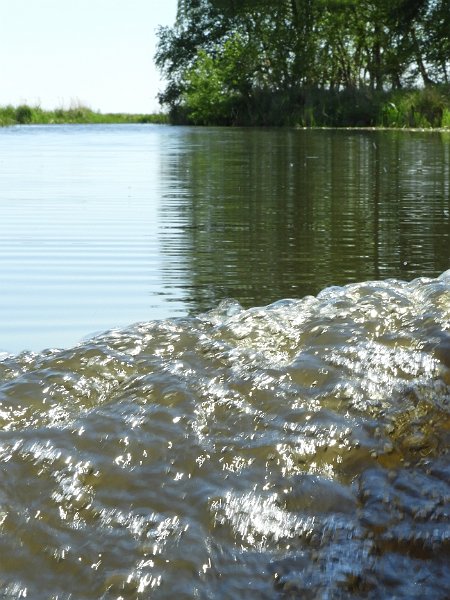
[[0, 0, 178, 113]]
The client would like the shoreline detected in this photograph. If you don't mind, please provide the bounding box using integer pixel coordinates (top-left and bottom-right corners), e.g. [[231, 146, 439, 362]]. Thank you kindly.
[[0, 104, 169, 127], [1, 104, 449, 132]]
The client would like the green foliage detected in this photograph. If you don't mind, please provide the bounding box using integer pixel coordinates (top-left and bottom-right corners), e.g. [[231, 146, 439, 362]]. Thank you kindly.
[[15, 105, 33, 124], [0, 105, 16, 126], [0, 105, 168, 127], [183, 50, 230, 124], [182, 34, 254, 124], [156, 0, 450, 126], [442, 109, 450, 129], [380, 87, 450, 128], [414, 86, 447, 126]]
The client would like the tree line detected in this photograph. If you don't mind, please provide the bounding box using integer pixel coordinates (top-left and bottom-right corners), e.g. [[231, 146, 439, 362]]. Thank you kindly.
[[155, 0, 450, 126]]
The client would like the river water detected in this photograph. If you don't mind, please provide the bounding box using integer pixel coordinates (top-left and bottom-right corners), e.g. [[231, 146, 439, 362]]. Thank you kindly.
[[0, 125, 449, 598]]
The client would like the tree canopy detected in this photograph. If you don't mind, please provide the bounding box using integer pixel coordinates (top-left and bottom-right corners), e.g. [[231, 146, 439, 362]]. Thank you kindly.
[[155, 0, 450, 125]]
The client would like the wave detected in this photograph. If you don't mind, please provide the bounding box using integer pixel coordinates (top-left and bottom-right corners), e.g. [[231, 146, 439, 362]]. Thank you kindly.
[[0, 271, 449, 598]]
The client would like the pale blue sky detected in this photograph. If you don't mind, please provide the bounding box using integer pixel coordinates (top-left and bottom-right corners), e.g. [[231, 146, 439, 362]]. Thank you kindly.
[[0, 0, 178, 113]]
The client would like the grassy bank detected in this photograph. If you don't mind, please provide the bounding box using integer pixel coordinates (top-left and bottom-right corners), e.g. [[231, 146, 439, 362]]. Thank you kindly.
[[292, 85, 450, 129], [5, 87, 450, 129], [0, 104, 169, 127], [170, 84, 450, 128]]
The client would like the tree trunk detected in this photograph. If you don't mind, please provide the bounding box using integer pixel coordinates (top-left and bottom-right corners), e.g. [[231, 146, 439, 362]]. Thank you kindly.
[[411, 27, 434, 86]]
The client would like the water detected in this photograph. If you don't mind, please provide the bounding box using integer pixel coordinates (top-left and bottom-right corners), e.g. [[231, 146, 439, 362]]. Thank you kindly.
[[0, 272, 449, 598], [0, 125, 448, 354], [0, 125, 449, 598]]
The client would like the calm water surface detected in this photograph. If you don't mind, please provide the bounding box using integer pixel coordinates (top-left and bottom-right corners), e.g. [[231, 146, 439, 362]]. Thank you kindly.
[[0, 125, 448, 353], [0, 125, 449, 599]]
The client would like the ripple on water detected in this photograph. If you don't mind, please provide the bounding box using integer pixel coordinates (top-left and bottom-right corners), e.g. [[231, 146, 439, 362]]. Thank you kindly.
[[0, 271, 449, 598]]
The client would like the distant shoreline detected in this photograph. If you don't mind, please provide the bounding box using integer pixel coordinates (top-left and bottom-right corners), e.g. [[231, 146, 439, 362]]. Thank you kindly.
[[0, 104, 169, 127], [2, 102, 450, 132]]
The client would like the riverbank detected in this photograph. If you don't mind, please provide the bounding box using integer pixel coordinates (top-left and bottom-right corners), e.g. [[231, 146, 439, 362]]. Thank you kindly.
[[3, 89, 450, 130], [168, 85, 450, 128], [0, 104, 169, 126]]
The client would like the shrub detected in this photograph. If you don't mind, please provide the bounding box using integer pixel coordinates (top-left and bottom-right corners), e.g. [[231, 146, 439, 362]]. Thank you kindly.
[[415, 86, 445, 126], [15, 105, 33, 124], [381, 87, 449, 128], [0, 105, 17, 126], [442, 108, 450, 128]]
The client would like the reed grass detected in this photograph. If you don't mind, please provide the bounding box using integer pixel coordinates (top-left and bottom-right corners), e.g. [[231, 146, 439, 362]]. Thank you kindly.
[[3, 87, 449, 129], [291, 85, 450, 129], [380, 87, 450, 128], [171, 83, 450, 128], [0, 104, 169, 127]]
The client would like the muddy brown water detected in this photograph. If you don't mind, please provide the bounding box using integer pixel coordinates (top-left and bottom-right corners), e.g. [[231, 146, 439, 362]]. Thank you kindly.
[[0, 125, 449, 598]]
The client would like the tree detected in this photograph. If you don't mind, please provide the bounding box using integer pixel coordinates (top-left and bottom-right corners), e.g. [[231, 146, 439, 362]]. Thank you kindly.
[[155, 0, 450, 125], [420, 0, 450, 84]]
